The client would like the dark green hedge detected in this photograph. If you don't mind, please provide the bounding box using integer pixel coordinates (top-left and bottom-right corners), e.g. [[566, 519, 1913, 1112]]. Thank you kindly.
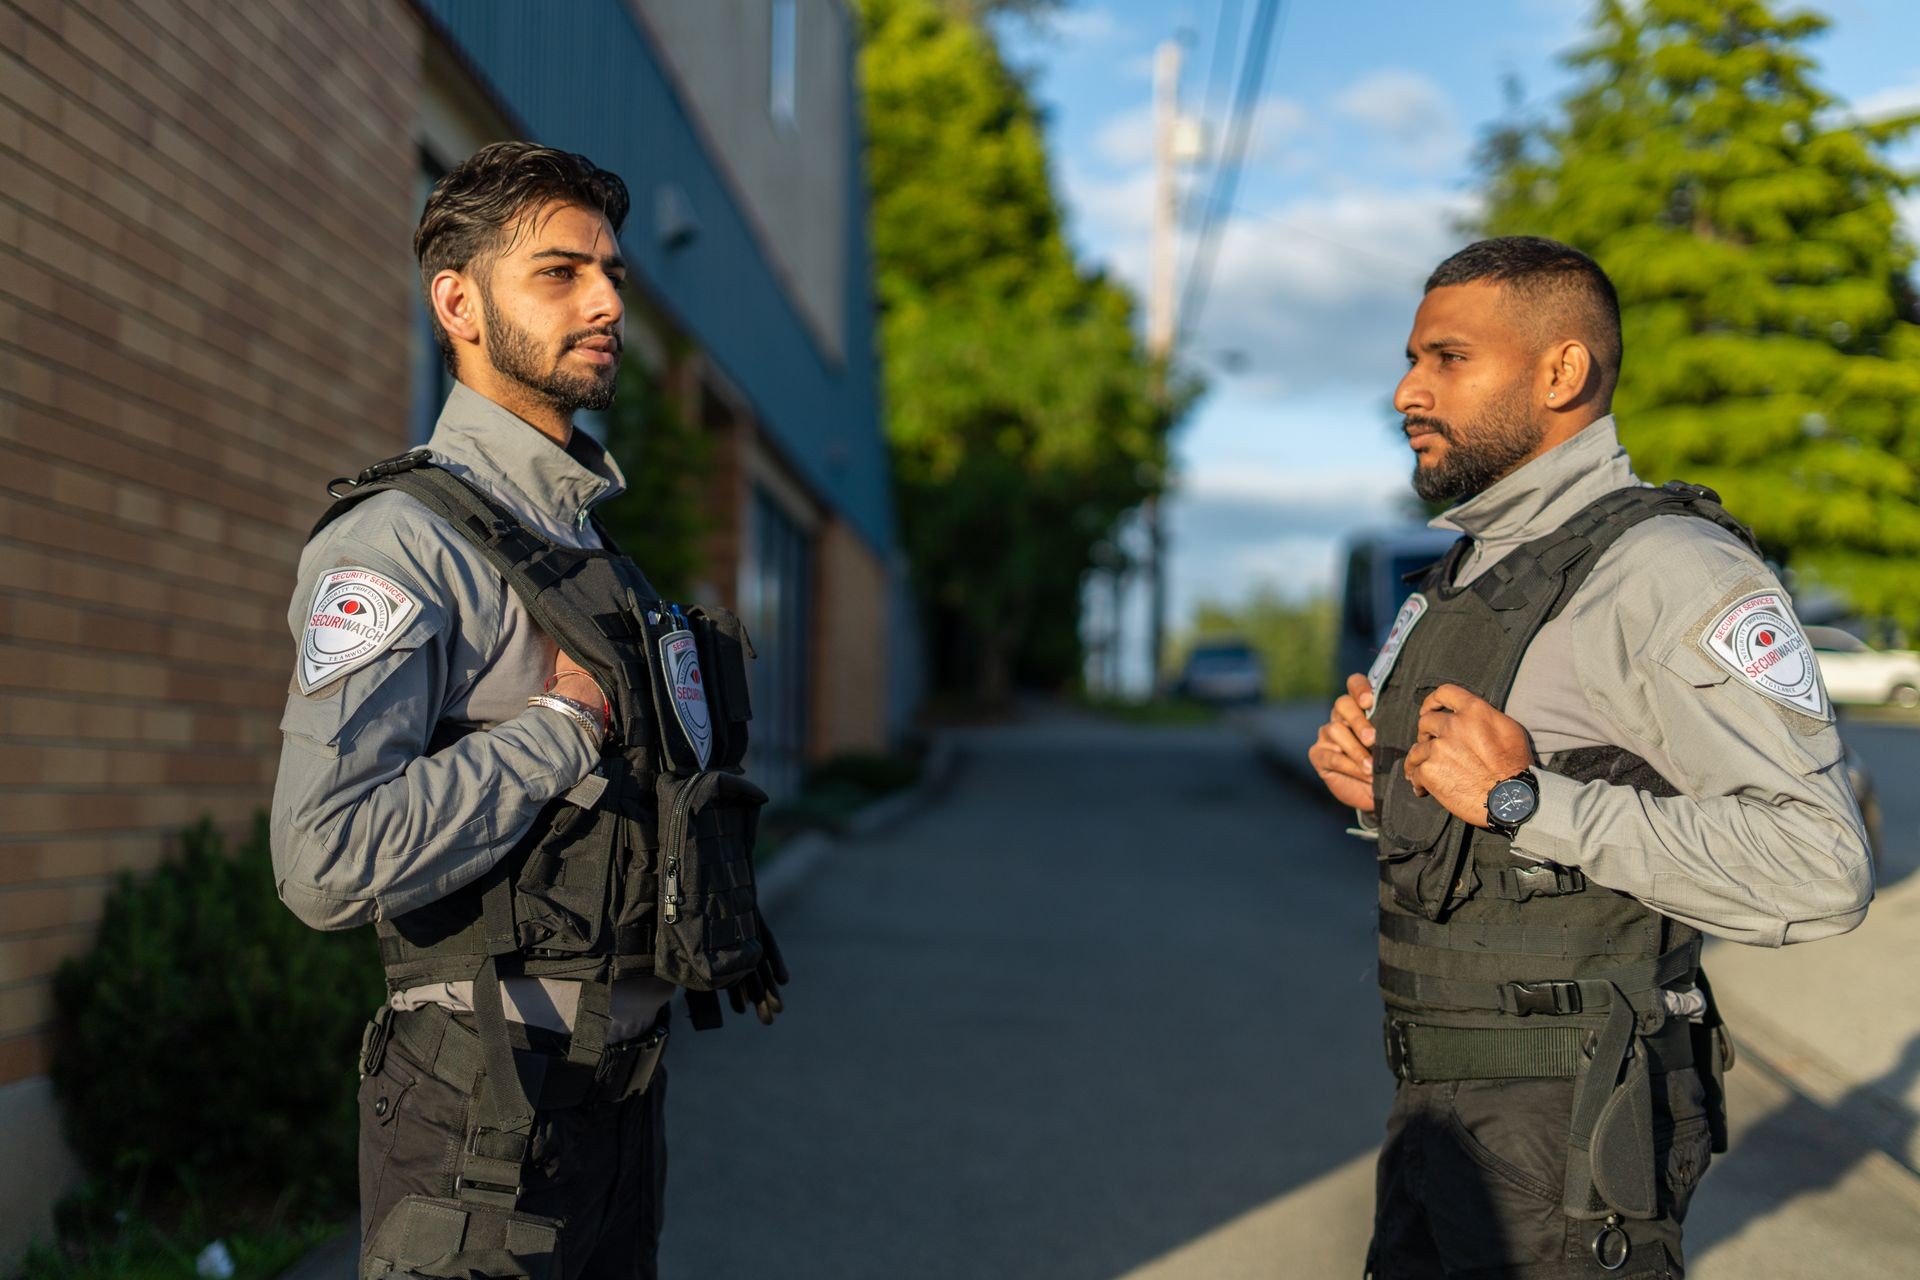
[[50, 815, 384, 1212]]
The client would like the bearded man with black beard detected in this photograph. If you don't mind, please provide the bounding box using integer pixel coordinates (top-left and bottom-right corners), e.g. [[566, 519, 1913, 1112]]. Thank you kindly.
[[1308, 237, 1872, 1278]]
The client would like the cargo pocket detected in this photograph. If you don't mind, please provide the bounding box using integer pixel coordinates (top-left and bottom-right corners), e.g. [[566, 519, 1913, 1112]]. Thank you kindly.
[[1433, 1080, 1571, 1269], [360, 1194, 563, 1280], [356, 1061, 414, 1227], [512, 800, 616, 959], [654, 770, 767, 990]]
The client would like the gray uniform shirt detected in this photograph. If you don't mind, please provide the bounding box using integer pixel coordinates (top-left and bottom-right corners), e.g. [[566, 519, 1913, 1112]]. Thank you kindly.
[[271, 382, 675, 1037], [1401, 416, 1873, 947]]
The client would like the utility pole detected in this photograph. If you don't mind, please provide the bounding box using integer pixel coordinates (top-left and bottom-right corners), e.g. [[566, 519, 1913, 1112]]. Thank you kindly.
[[1143, 38, 1183, 694]]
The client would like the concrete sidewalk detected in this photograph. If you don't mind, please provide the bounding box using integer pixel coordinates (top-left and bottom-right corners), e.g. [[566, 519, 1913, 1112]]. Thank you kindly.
[[1241, 699, 1920, 1179]]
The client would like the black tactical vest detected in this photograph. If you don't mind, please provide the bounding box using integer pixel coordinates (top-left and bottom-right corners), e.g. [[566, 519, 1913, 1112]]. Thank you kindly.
[[1370, 481, 1754, 1221], [311, 452, 775, 1023]]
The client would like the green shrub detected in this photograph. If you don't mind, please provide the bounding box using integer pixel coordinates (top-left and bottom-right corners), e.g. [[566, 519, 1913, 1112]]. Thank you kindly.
[[49, 814, 385, 1216]]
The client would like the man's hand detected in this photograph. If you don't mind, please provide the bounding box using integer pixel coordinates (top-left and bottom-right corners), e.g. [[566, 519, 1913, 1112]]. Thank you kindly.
[[1309, 673, 1378, 812], [550, 646, 607, 718], [1403, 683, 1534, 828]]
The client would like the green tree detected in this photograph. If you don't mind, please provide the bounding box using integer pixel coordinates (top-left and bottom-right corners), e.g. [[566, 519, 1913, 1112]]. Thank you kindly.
[[596, 353, 710, 603], [857, 0, 1172, 700], [1476, 0, 1920, 627]]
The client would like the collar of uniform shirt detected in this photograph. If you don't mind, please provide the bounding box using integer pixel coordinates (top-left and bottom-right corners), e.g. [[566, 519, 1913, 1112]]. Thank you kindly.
[[426, 381, 628, 535], [1428, 413, 1641, 546]]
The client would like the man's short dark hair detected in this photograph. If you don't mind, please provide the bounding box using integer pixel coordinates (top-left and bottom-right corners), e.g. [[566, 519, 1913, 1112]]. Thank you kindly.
[[414, 141, 630, 375], [1425, 236, 1623, 400]]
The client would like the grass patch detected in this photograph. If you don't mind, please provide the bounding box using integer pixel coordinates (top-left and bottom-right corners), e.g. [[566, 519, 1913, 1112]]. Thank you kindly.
[[758, 750, 927, 860], [11, 1185, 342, 1280]]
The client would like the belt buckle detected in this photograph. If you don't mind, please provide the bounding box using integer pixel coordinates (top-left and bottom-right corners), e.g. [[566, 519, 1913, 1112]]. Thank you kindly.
[[359, 1005, 394, 1078], [1385, 1020, 1416, 1082], [1509, 980, 1581, 1016], [622, 1025, 669, 1100]]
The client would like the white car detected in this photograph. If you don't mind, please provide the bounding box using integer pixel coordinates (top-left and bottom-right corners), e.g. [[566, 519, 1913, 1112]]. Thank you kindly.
[[1807, 626, 1920, 708]]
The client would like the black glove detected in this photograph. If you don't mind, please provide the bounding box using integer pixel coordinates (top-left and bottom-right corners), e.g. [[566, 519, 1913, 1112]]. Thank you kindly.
[[727, 913, 790, 1025]]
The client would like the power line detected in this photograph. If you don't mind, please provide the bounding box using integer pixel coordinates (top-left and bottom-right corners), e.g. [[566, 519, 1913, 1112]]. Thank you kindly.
[[1178, 0, 1287, 347]]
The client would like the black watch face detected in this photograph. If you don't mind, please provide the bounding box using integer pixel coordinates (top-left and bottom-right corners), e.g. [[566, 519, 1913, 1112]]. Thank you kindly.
[[1489, 778, 1538, 826]]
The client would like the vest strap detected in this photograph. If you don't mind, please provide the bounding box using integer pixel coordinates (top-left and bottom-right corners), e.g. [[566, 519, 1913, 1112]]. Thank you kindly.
[[1384, 1015, 1694, 1083], [1379, 939, 1700, 1017]]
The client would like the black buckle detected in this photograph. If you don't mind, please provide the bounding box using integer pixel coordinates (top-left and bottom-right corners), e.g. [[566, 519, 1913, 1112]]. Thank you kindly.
[[1508, 980, 1582, 1016], [358, 1005, 394, 1078], [1505, 864, 1585, 902], [1384, 1020, 1414, 1081]]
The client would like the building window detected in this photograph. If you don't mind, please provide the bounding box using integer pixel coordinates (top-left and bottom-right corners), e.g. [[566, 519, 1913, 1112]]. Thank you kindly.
[[770, 0, 798, 131], [410, 151, 451, 445], [742, 487, 813, 799]]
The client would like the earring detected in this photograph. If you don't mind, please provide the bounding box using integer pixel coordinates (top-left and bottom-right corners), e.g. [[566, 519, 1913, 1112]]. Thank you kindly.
[[1548, 392, 1557, 400]]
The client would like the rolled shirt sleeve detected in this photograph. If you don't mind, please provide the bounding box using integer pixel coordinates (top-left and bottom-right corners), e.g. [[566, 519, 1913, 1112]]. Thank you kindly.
[[1510, 527, 1874, 947], [269, 520, 599, 931]]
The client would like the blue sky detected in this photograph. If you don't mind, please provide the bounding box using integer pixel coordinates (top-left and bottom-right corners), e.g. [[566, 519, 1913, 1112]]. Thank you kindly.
[[994, 0, 1920, 681]]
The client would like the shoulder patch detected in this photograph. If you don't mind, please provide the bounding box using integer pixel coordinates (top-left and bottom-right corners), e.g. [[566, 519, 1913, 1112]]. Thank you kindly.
[[1699, 590, 1828, 718], [299, 566, 421, 694]]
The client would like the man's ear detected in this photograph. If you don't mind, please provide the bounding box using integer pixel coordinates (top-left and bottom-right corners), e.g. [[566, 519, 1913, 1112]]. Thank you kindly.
[[430, 269, 483, 351], [1542, 339, 1595, 409]]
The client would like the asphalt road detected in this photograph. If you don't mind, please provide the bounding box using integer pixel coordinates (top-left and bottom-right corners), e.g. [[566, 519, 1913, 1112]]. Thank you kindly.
[[656, 714, 1920, 1279]]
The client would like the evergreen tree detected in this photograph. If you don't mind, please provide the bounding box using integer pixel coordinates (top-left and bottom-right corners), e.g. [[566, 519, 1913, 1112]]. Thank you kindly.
[[857, 0, 1171, 700], [1477, 0, 1920, 628]]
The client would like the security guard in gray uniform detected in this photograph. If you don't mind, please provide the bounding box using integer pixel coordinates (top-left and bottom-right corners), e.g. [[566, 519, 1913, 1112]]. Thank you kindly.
[[1310, 237, 1874, 1279], [271, 142, 784, 1280]]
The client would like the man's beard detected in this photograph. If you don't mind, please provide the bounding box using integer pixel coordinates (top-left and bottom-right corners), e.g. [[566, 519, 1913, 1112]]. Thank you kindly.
[[1407, 379, 1544, 504], [479, 285, 619, 414]]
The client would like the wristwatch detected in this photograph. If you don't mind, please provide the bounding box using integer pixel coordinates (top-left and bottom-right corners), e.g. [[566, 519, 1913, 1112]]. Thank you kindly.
[[1485, 769, 1540, 838]]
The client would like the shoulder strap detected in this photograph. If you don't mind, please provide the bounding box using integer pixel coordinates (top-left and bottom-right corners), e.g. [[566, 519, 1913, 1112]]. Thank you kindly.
[[1467, 481, 1758, 623]]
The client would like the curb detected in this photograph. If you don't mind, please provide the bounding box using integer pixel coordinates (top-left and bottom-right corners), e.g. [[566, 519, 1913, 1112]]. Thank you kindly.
[[1711, 981, 1920, 1178]]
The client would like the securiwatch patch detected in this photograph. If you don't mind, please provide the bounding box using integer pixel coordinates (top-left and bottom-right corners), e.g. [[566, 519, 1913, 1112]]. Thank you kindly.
[[1367, 592, 1429, 700], [1699, 590, 1827, 717], [659, 628, 713, 769], [298, 566, 419, 694]]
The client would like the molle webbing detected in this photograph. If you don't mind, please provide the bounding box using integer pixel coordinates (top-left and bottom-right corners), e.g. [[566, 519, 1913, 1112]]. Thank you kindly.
[[1386, 1016, 1695, 1083]]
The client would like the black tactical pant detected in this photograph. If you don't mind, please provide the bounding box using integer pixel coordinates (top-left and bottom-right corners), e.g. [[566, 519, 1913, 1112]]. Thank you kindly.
[[1367, 1070, 1714, 1279], [357, 1009, 668, 1280]]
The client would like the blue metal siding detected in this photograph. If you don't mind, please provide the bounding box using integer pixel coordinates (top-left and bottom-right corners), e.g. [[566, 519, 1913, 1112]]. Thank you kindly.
[[415, 0, 893, 555]]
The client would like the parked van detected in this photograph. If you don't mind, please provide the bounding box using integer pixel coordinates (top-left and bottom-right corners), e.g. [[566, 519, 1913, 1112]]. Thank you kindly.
[[1335, 526, 1458, 684]]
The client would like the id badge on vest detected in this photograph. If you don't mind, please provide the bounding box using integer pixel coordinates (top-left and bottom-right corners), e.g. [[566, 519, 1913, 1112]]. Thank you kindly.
[[660, 628, 714, 769], [1366, 592, 1429, 711]]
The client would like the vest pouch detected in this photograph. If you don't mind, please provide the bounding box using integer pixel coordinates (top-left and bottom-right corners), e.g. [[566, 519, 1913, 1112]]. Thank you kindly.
[[512, 797, 616, 958], [688, 606, 754, 771], [655, 770, 767, 991], [360, 1194, 561, 1279]]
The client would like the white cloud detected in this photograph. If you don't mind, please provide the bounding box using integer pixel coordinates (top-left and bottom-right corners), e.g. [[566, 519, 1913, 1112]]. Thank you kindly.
[[1043, 7, 1128, 47], [1330, 69, 1464, 173], [1179, 187, 1483, 397], [1847, 77, 1920, 122], [1165, 462, 1409, 612]]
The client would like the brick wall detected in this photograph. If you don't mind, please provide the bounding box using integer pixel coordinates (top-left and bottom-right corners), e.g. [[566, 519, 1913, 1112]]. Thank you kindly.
[[0, 0, 421, 1090], [812, 518, 890, 758]]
